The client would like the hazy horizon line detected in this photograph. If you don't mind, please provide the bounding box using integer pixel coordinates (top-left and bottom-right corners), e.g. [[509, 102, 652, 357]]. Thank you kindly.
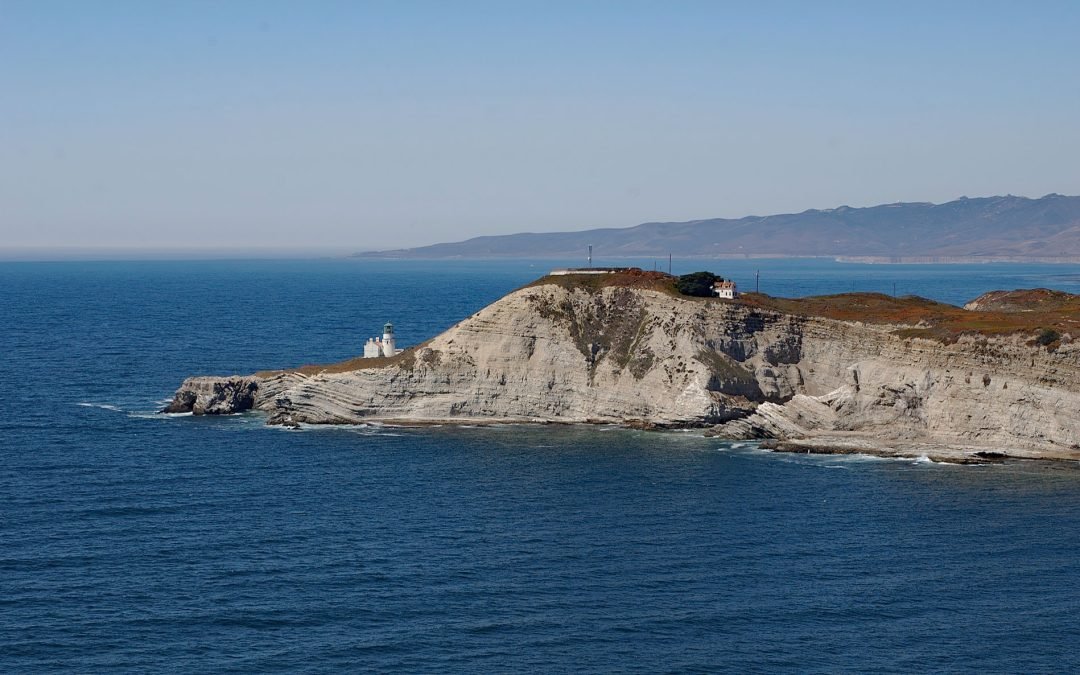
[[0, 246, 367, 262], [6, 191, 1077, 262]]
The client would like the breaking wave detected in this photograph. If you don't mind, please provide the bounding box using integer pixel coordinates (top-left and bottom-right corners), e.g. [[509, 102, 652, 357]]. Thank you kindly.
[[76, 402, 124, 413]]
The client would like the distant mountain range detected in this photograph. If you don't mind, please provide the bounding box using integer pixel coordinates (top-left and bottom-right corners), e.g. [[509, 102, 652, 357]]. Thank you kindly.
[[357, 194, 1080, 261]]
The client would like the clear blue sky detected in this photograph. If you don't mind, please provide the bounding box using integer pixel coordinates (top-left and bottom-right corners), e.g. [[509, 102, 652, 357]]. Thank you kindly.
[[2, 0, 1079, 252]]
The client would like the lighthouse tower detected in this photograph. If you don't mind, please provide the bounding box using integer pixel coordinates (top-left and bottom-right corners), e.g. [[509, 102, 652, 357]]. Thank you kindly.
[[382, 322, 396, 357]]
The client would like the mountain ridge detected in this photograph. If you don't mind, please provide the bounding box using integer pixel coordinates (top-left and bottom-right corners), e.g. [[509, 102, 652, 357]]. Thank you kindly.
[[357, 193, 1080, 260]]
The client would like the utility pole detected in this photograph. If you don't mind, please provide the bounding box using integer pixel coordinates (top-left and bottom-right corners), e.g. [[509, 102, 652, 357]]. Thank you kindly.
[[893, 282, 897, 297], [668, 253, 672, 275], [755, 270, 760, 294], [588, 245, 592, 268]]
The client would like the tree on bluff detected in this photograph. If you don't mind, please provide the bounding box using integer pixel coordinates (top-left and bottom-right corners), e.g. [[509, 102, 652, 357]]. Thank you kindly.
[[1036, 328, 1061, 346], [676, 271, 722, 297]]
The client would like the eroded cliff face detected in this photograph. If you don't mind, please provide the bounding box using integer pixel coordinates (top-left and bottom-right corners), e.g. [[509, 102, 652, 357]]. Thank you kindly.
[[164, 281, 1080, 460], [163, 376, 260, 415]]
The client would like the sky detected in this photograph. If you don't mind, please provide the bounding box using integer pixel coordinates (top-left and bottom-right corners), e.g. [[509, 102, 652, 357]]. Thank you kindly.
[[2, 0, 1080, 254]]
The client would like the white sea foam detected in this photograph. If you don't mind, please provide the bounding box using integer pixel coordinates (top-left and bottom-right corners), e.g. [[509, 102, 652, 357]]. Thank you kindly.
[[826, 452, 893, 462], [710, 441, 764, 454], [275, 422, 409, 437], [299, 422, 371, 431], [76, 402, 124, 413], [128, 411, 186, 419]]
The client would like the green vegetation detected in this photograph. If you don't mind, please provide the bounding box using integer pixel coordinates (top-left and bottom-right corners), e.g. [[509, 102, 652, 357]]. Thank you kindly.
[[627, 347, 656, 379], [675, 271, 722, 297], [694, 349, 760, 390], [1036, 328, 1061, 347], [526, 285, 651, 381]]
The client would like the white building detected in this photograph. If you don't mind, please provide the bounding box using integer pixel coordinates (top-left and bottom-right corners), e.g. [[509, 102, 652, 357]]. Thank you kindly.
[[713, 280, 737, 299], [381, 322, 396, 356], [363, 322, 398, 358], [363, 338, 382, 358]]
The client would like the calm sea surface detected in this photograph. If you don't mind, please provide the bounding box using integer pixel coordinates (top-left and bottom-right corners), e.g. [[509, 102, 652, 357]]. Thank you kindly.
[[3, 258, 1080, 672]]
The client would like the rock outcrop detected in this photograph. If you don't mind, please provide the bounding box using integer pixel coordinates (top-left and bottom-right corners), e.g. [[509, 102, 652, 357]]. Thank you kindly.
[[162, 376, 260, 415], [164, 275, 1080, 462]]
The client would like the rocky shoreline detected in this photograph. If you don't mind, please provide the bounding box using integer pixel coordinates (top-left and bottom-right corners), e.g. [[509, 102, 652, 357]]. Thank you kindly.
[[757, 437, 1061, 465], [164, 272, 1080, 463]]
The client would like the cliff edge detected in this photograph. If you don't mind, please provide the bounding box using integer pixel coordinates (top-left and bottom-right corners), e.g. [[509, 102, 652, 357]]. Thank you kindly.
[[165, 273, 1080, 462]]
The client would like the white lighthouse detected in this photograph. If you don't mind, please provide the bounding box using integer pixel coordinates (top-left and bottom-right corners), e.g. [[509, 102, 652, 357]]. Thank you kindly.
[[382, 322, 396, 357], [362, 321, 399, 358]]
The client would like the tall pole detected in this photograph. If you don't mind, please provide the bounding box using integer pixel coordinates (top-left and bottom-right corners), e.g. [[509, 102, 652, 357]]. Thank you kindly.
[[755, 270, 760, 294], [668, 253, 672, 275], [588, 245, 592, 268]]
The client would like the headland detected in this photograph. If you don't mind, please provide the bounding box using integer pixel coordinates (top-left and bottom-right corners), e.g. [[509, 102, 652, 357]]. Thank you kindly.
[[165, 269, 1080, 464]]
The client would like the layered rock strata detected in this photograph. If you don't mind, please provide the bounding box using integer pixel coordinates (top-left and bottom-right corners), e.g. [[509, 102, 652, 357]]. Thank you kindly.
[[165, 280, 1080, 462]]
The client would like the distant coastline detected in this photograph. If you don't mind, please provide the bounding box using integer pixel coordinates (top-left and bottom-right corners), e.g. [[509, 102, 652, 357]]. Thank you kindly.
[[356, 194, 1080, 262], [356, 252, 1080, 265], [8, 249, 1080, 265], [834, 254, 1080, 264]]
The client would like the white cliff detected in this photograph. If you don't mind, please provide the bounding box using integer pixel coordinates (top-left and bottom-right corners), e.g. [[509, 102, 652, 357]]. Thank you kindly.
[[165, 275, 1080, 462]]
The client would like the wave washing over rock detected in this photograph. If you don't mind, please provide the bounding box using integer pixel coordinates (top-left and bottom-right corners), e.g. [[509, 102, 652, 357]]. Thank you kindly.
[[165, 273, 1080, 463]]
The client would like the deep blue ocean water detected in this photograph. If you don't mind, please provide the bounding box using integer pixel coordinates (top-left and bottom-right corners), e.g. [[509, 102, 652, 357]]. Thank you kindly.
[[4, 258, 1080, 672]]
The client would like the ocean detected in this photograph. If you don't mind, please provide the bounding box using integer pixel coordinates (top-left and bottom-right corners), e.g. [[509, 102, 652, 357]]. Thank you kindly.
[[3, 257, 1080, 672]]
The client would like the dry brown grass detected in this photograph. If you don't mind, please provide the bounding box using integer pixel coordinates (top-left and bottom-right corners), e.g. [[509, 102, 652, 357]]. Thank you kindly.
[[255, 343, 424, 378], [965, 288, 1080, 313], [740, 291, 1080, 342], [530, 273, 1080, 343], [257, 279, 1080, 380], [522, 269, 679, 295]]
